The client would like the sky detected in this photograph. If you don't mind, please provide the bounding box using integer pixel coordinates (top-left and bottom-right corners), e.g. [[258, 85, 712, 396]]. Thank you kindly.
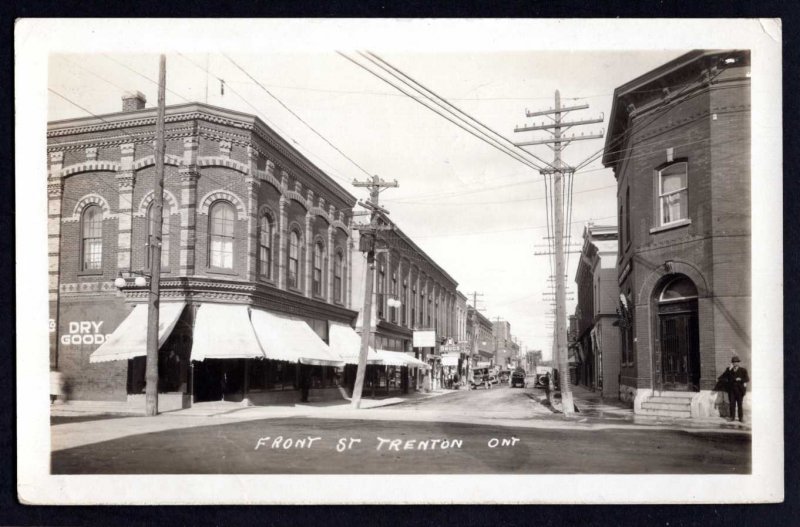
[[47, 43, 685, 359]]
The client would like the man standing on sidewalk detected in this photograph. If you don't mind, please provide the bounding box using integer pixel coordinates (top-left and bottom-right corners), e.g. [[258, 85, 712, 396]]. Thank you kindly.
[[719, 356, 749, 422]]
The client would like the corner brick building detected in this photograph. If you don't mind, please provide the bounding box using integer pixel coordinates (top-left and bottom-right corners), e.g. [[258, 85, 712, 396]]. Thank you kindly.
[[602, 50, 751, 419], [48, 95, 362, 408]]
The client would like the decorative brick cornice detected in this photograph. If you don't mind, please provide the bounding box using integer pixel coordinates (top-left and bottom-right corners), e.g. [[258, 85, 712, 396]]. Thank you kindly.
[[196, 156, 249, 174], [60, 160, 121, 178], [135, 189, 180, 217], [132, 154, 184, 171], [197, 189, 246, 217]]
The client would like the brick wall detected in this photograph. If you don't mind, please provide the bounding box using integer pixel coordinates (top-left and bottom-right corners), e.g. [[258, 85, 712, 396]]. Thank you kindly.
[[615, 74, 750, 392]]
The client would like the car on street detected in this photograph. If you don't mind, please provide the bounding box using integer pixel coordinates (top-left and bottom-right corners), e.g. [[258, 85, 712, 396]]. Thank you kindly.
[[498, 370, 511, 384], [510, 368, 526, 388], [470, 368, 499, 389]]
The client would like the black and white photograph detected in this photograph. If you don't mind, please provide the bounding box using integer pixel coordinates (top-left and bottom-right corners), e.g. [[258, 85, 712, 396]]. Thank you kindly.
[[16, 18, 783, 504]]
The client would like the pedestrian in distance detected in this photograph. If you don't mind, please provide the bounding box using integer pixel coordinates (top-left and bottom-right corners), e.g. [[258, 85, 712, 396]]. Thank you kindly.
[[543, 371, 551, 403], [718, 355, 749, 422], [300, 365, 312, 403]]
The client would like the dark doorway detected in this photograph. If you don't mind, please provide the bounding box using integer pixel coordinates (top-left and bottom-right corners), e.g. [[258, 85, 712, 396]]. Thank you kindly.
[[193, 359, 244, 402], [657, 275, 700, 391]]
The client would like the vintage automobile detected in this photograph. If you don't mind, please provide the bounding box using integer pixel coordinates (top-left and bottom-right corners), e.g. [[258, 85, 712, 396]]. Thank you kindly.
[[498, 370, 511, 384], [510, 368, 526, 388], [470, 367, 499, 389]]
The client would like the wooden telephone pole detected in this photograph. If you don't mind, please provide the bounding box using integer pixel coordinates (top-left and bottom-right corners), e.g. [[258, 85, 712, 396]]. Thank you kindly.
[[514, 90, 604, 417], [350, 175, 397, 409], [145, 55, 167, 416]]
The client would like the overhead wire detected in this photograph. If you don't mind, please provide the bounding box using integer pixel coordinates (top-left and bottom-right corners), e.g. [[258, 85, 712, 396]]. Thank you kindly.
[[337, 51, 547, 174], [362, 51, 558, 172]]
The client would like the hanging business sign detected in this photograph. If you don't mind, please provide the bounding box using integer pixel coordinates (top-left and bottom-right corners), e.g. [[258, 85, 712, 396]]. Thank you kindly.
[[413, 330, 436, 348]]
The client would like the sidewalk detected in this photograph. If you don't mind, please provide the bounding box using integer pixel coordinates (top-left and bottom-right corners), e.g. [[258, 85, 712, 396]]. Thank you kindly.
[[547, 385, 751, 432]]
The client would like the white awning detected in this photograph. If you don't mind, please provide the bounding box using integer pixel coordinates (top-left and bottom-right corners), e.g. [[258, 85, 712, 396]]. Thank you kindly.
[[191, 304, 265, 361], [250, 309, 344, 367], [329, 322, 376, 365], [89, 302, 186, 363]]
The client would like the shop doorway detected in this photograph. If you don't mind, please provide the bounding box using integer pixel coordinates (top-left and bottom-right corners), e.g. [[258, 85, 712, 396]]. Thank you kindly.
[[192, 359, 244, 402], [657, 275, 700, 391]]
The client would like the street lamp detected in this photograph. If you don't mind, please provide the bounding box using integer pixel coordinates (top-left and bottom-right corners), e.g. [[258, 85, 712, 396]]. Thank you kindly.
[[114, 271, 148, 289]]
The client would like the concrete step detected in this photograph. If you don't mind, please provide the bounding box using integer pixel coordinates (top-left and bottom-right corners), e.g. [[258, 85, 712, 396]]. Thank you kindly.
[[642, 401, 691, 411], [638, 407, 691, 418], [652, 391, 696, 399]]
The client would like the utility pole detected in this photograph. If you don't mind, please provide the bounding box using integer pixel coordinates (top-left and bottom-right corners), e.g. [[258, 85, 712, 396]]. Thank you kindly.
[[350, 175, 397, 409], [514, 89, 604, 418], [145, 55, 167, 417]]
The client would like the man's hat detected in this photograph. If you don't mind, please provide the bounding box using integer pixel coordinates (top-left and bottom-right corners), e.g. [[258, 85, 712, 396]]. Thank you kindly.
[[731, 356, 741, 363]]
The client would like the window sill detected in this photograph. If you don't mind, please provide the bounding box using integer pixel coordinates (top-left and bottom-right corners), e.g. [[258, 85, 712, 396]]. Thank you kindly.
[[207, 267, 238, 276], [649, 219, 691, 234], [78, 269, 104, 277]]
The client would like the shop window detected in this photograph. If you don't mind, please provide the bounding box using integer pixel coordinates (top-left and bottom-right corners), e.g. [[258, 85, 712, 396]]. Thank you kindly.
[[146, 202, 169, 270], [288, 229, 301, 289], [259, 213, 273, 280], [333, 251, 343, 304], [657, 162, 688, 226], [80, 204, 103, 271], [313, 241, 324, 297], [209, 201, 235, 270]]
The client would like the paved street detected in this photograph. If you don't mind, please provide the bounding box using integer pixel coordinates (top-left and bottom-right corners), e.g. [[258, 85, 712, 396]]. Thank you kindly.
[[51, 384, 750, 475]]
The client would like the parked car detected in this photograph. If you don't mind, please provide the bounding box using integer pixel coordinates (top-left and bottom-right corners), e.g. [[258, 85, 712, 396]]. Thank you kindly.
[[510, 368, 526, 388], [498, 370, 511, 384], [470, 368, 499, 389]]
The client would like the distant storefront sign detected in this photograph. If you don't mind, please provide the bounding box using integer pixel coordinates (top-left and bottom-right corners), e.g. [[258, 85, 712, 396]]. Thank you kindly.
[[413, 330, 436, 348]]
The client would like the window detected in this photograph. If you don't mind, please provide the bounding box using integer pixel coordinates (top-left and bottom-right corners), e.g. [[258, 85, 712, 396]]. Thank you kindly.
[[402, 280, 408, 326], [658, 162, 688, 225], [259, 213, 273, 280], [313, 241, 324, 296], [288, 230, 300, 289], [333, 251, 343, 303], [625, 187, 631, 246], [209, 201, 235, 270], [81, 204, 103, 271], [390, 272, 398, 323], [411, 285, 417, 327], [377, 261, 385, 319], [146, 203, 169, 270]]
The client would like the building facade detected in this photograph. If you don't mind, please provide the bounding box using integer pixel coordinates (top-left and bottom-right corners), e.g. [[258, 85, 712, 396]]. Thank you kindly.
[[574, 223, 621, 399], [469, 307, 494, 367], [48, 94, 359, 408], [349, 213, 460, 392], [602, 50, 751, 418]]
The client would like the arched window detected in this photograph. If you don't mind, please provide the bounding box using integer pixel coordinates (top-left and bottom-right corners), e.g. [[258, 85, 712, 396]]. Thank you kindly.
[[333, 250, 343, 303], [146, 202, 169, 270], [259, 213, 273, 280], [81, 204, 103, 271], [209, 201, 235, 270], [288, 230, 300, 289], [313, 241, 324, 296], [659, 275, 698, 302]]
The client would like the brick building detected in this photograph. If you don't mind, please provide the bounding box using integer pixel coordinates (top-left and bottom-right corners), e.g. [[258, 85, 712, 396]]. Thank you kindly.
[[348, 212, 458, 393], [468, 308, 494, 367], [48, 94, 362, 409], [573, 223, 620, 399], [602, 50, 751, 418]]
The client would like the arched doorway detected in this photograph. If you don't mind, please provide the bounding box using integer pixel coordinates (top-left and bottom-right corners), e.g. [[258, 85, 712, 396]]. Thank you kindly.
[[657, 275, 700, 391]]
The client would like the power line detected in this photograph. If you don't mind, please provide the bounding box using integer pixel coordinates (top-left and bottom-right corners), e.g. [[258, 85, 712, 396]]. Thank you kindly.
[[362, 51, 558, 172], [337, 51, 547, 174], [223, 53, 374, 180]]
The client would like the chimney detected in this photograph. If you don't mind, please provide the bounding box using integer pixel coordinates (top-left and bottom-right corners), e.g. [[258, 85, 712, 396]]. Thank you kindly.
[[121, 91, 147, 112]]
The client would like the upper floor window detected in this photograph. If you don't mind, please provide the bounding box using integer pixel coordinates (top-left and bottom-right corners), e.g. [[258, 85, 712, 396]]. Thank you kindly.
[[333, 251, 343, 304], [81, 204, 103, 271], [625, 187, 631, 246], [658, 162, 688, 226], [209, 201, 235, 270], [288, 230, 301, 289], [313, 241, 324, 297], [146, 202, 169, 270], [259, 213, 274, 280]]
